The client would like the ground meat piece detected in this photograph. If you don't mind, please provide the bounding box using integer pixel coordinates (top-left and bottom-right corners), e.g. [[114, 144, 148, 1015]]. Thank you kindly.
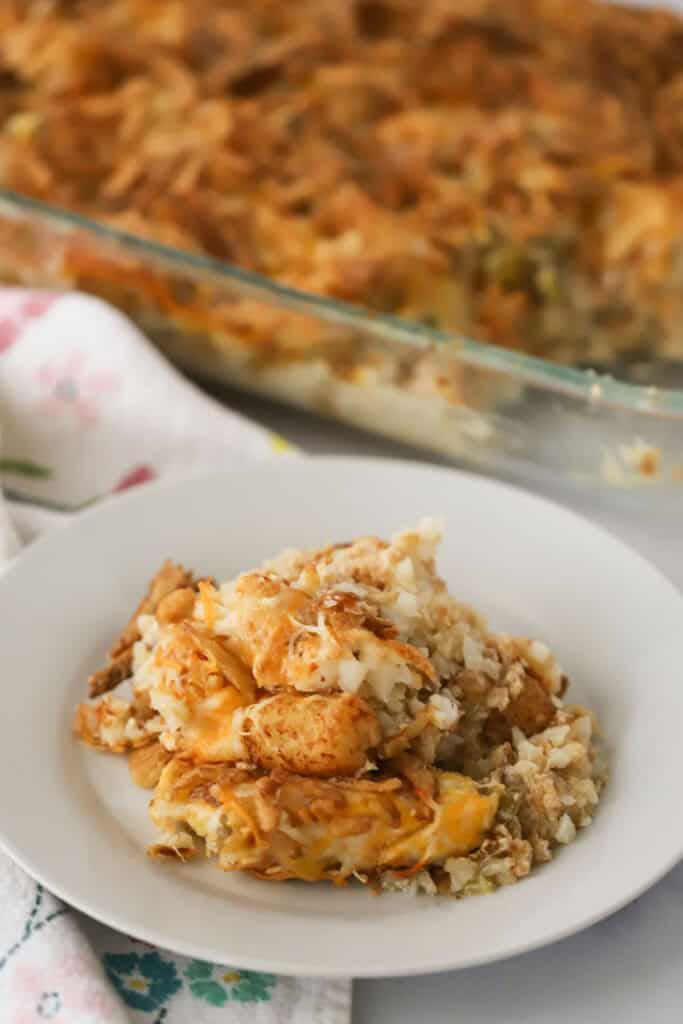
[[484, 674, 555, 744]]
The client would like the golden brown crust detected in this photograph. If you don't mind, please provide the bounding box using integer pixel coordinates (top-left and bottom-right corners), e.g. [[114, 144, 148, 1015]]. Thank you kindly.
[[2, 1, 683, 366], [181, 623, 257, 701], [128, 740, 173, 789], [88, 560, 194, 697], [109, 560, 194, 659], [230, 572, 437, 693], [156, 587, 196, 626], [87, 654, 135, 702], [243, 692, 381, 777], [73, 696, 152, 753]]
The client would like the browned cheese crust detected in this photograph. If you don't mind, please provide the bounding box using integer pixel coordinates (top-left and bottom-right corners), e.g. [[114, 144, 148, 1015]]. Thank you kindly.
[[88, 560, 194, 697]]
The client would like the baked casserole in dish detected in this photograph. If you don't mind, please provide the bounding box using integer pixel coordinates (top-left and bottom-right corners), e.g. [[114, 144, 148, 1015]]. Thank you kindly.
[[1, 0, 683, 485]]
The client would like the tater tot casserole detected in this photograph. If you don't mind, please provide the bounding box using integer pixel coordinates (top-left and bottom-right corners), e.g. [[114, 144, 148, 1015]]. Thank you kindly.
[[74, 520, 604, 895]]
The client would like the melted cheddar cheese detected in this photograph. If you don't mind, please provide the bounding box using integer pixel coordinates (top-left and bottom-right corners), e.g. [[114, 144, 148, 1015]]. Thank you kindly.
[[150, 761, 499, 883]]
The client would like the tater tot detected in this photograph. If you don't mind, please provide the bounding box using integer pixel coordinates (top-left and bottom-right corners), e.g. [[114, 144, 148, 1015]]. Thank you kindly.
[[242, 692, 381, 776]]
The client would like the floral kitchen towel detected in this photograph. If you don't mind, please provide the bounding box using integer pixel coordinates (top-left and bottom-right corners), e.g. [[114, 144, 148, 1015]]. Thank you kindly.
[[0, 289, 351, 1024], [0, 288, 292, 510]]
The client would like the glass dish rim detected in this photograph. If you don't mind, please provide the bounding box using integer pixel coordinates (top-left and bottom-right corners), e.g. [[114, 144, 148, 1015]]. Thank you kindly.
[[2, 188, 683, 419]]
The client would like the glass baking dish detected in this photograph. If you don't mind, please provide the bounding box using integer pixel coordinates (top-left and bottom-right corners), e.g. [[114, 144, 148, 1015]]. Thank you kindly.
[[0, 188, 682, 492]]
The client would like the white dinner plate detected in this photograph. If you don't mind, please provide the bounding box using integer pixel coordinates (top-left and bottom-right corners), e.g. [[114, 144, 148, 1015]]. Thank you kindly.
[[0, 456, 682, 978]]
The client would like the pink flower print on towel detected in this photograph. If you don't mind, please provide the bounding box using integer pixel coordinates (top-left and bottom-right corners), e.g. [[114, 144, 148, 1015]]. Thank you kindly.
[[20, 294, 57, 319], [0, 319, 20, 354], [113, 465, 157, 493], [0, 291, 59, 354], [9, 957, 117, 1024], [37, 351, 119, 426]]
